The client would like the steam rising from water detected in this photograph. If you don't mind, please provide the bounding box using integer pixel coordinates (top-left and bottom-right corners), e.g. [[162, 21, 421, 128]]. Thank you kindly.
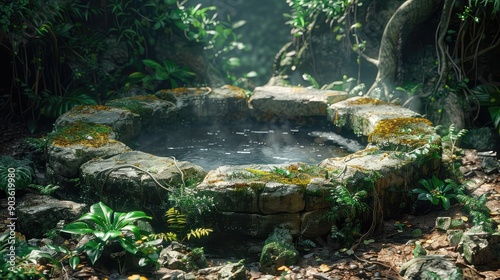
[[136, 121, 364, 170]]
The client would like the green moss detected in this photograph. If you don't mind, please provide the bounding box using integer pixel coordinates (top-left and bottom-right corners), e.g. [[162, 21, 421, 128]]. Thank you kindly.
[[333, 111, 347, 128], [48, 122, 114, 147], [243, 164, 327, 187], [106, 95, 160, 120]]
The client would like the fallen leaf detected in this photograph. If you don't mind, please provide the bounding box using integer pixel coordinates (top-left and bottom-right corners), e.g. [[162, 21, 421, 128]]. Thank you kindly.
[[319, 264, 332, 272], [277, 265, 290, 271], [127, 275, 148, 280]]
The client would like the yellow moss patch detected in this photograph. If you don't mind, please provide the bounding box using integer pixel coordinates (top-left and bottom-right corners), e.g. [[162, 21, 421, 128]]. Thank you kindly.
[[243, 164, 319, 187], [221, 85, 247, 98], [48, 122, 114, 148], [72, 105, 112, 114], [164, 87, 211, 97], [368, 117, 433, 142], [128, 95, 161, 101], [346, 97, 388, 106]]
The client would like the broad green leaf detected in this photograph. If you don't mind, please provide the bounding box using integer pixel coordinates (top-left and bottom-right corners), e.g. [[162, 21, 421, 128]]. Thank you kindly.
[[69, 256, 80, 270], [489, 106, 500, 129], [84, 240, 105, 264], [94, 230, 122, 241], [142, 59, 162, 69], [45, 244, 71, 254], [442, 197, 451, 210], [90, 202, 114, 229], [122, 225, 141, 239], [128, 71, 145, 80], [431, 175, 444, 189], [61, 222, 94, 235], [118, 238, 139, 254], [78, 213, 105, 229]]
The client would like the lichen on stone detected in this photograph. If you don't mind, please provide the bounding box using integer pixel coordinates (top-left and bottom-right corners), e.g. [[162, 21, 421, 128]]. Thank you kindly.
[[221, 84, 248, 98], [368, 117, 433, 143], [241, 164, 327, 187], [160, 87, 211, 97], [346, 97, 388, 106], [71, 104, 112, 114]]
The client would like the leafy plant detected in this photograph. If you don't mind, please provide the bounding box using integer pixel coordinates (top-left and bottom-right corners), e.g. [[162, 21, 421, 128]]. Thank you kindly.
[[38, 89, 98, 119], [438, 124, 468, 159], [0, 156, 34, 193], [127, 59, 196, 91], [0, 231, 58, 279], [272, 166, 292, 177], [326, 185, 369, 246], [167, 177, 214, 220], [471, 84, 500, 135], [412, 175, 458, 211], [28, 183, 60, 195], [60, 202, 156, 268], [1, 0, 240, 130], [151, 207, 212, 243], [455, 193, 495, 232]]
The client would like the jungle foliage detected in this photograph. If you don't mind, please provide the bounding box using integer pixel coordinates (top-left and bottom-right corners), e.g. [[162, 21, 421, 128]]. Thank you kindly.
[[0, 0, 243, 131], [281, 0, 500, 134]]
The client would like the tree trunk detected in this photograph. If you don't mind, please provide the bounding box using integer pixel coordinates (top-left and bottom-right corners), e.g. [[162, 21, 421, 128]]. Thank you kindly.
[[366, 0, 444, 100]]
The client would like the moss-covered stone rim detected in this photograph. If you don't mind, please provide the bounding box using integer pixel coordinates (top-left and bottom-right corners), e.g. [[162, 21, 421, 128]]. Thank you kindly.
[[48, 122, 115, 148], [368, 117, 434, 143]]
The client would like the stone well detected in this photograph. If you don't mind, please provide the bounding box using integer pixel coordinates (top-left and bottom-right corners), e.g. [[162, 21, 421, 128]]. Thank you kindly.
[[45, 85, 441, 238]]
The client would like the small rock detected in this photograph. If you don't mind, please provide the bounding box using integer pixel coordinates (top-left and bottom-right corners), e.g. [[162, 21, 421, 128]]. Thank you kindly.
[[357, 269, 368, 278], [435, 217, 452, 231], [348, 262, 359, 270], [218, 261, 248, 280], [400, 255, 463, 279], [312, 272, 333, 280], [447, 229, 464, 246]]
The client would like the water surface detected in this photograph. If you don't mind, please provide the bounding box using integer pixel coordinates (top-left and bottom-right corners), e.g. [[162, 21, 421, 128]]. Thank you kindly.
[[136, 121, 364, 170]]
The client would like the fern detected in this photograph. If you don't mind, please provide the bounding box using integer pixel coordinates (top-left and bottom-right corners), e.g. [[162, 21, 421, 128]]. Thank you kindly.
[[331, 185, 369, 220], [186, 228, 213, 240], [296, 237, 316, 249], [161, 208, 212, 242], [0, 162, 33, 192], [150, 232, 178, 242], [456, 194, 490, 213], [40, 89, 97, 119], [165, 207, 187, 231], [456, 193, 495, 232]]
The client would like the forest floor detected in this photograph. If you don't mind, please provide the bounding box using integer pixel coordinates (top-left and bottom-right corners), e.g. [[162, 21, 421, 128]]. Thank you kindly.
[[1, 122, 500, 279], [204, 149, 500, 280]]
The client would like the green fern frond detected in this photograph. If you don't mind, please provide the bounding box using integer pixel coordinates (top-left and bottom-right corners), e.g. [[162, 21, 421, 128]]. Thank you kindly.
[[186, 228, 213, 240], [41, 90, 97, 118], [456, 194, 490, 214], [165, 207, 187, 230], [150, 232, 178, 242]]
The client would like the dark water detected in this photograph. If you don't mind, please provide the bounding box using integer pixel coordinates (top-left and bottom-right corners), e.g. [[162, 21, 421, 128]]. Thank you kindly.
[[136, 121, 364, 170]]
